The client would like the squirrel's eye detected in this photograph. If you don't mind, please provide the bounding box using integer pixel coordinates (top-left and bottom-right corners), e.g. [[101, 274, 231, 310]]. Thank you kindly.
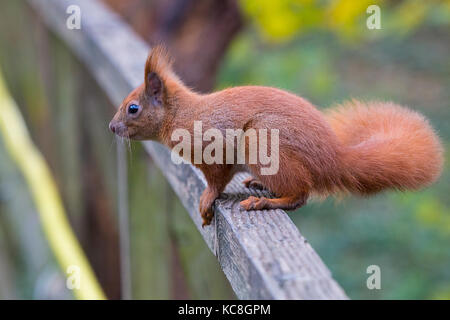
[[128, 104, 140, 114]]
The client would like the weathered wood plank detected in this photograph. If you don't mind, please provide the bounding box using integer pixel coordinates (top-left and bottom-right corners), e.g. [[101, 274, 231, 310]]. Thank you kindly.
[[29, 0, 348, 299]]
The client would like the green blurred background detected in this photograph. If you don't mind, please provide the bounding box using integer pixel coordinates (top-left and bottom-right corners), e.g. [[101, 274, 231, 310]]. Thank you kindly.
[[0, 0, 448, 299]]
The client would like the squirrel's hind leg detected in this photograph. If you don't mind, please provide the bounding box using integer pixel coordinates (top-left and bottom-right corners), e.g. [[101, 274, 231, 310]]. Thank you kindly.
[[240, 192, 308, 211]]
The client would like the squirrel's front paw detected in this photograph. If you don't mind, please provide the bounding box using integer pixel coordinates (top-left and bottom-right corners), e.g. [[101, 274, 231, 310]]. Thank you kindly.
[[199, 188, 218, 227]]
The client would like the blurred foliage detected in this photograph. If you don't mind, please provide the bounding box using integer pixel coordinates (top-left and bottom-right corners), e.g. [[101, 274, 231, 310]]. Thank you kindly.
[[219, 1, 449, 300], [0, 70, 105, 300], [239, 0, 450, 42]]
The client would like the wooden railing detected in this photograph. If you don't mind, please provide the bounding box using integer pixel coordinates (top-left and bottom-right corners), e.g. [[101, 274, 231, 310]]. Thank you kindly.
[[28, 0, 348, 299]]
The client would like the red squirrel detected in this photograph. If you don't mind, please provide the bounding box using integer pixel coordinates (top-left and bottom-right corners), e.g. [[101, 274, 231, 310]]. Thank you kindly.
[[109, 46, 443, 226]]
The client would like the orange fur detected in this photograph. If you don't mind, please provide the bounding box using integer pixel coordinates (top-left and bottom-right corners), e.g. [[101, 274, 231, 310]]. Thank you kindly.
[[326, 100, 443, 195], [110, 46, 444, 226]]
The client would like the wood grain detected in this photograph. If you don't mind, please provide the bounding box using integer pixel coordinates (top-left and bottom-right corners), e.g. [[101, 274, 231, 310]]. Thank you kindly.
[[29, 0, 348, 299]]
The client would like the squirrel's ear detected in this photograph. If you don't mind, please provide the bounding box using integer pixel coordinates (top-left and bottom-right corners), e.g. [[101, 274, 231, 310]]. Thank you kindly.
[[144, 45, 172, 106], [145, 71, 163, 106]]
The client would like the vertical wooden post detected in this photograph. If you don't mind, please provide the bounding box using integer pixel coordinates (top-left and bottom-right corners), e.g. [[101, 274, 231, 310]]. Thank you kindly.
[[116, 139, 132, 299]]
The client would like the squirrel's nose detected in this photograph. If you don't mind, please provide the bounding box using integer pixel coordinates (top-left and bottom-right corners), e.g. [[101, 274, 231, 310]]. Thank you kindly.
[[109, 122, 116, 133]]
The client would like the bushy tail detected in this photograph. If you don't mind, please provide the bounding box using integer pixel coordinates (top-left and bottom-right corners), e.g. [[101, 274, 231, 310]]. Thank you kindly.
[[326, 100, 444, 195]]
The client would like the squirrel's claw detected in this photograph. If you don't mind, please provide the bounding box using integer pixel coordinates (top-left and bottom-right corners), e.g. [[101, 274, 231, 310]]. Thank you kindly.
[[199, 188, 218, 227]]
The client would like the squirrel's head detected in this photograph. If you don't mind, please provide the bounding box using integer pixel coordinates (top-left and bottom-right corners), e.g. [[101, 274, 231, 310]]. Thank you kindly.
[[109, 46, 177, 140]]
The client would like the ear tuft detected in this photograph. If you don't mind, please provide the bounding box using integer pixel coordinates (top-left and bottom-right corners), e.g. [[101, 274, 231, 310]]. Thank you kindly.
[[144, 45, 174, 105], [144, 45, 173, 83]]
